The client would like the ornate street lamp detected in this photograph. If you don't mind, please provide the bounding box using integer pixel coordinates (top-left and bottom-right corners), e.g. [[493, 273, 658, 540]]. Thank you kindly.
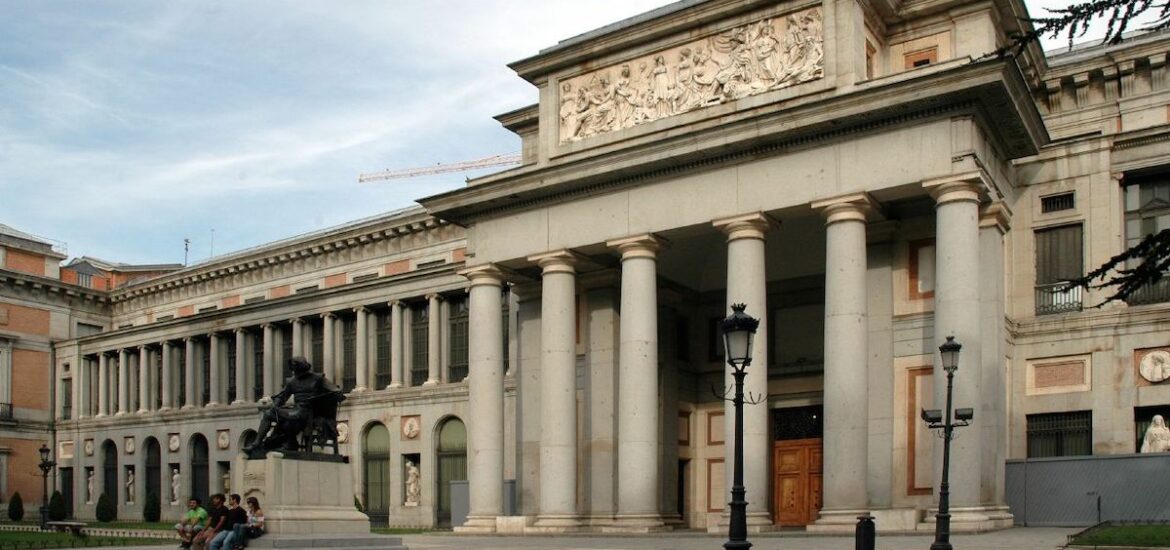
[[720, 303, 759, 550], [921, 336, 973, 550], [37, 443, 55, 530]]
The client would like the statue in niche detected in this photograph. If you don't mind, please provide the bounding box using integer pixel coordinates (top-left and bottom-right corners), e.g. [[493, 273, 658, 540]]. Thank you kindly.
[[125, 469, 135, 504], [86, 470, 94, 504], [1143, 415, 1170, 453], [222, 472, 231, 493], [171, 469, 181, 504], [404, 460, 421, 506], [244, 356, 345, 457]]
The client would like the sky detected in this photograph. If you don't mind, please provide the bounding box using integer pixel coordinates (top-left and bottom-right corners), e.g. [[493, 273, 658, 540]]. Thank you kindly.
[[0, 1, 1148, 266]]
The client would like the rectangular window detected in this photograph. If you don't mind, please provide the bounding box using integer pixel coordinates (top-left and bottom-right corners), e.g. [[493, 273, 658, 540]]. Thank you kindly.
[[156, 315, 175, 322], [252, 332, 264, 401], [1124, 176, 1170, 304], [244, 296, 265, 305], [311, 319, 324, 371], [376, 312, 392, 389], [448, 298, 469, 382], [198, 306, 217, 313], [177, 348, 187, 407], [341, 316, 356, 392], [411, 305, 428, 386], [1041, 192, 1075, 213], [281, 325, 293, 379], [202, 340, 211, 405], [61, 378, 72, 420], [1026, 410, 1092, 458], [77, 273, 92, 288], [904, 46, 937, 69], [1034, 224, 1084, 314], [226, 335, 237, 402], [352, 273, 378, 283], [908, 239, 936, 299], [296, 285, 320, 294]]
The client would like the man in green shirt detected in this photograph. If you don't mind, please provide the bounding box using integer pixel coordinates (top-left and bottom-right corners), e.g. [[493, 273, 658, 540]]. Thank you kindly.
[[174, 498, 208, 548]]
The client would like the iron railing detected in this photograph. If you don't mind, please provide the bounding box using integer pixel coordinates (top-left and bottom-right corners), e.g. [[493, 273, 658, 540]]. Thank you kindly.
[[1035, 282, 1083, 315], [1126, 278, 1170, 306]]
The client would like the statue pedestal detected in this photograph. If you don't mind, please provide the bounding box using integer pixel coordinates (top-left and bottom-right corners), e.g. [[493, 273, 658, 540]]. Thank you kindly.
[[238, 452, 370, 535]]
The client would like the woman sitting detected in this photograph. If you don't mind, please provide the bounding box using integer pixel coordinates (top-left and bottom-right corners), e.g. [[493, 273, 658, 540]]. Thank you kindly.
[[226, 497, 265, 550]]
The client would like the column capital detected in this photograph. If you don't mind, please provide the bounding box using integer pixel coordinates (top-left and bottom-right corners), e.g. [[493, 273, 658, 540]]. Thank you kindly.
[[980, 200, 1013, 234], [161, 340, 172, 349], [459, 264, 507, 288], [922, 172, 989, 205], [321, 311, 337, 320], [353, 305, 368, 314], [388, 299, 405, 308], [138, 344, 149, 352], [290, 317, 305, 326], [207, 332, 220, 340], [606, 234, 667, 260], [527, 249, 584, 273], [235, 327, 248, 335], [183, 336, 194, 343], [712, 212, 773, 241], [811, 193, 879, 225], [425, 293, 445, 302], [260, 322, 273, 330]]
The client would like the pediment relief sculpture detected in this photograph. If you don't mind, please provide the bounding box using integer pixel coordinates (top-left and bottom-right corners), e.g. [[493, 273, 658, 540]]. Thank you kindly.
[[559, 6, 824, 143]]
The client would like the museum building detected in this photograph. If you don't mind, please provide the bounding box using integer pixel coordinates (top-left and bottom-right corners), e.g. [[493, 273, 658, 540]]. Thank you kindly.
[[3, 0, 1170, 534]]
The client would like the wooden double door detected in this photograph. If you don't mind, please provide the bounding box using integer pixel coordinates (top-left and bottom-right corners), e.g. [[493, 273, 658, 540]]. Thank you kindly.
[[773, 437, 823, 526]]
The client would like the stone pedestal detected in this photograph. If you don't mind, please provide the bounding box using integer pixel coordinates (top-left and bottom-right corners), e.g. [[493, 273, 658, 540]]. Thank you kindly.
[[238, 452, 370, 535]]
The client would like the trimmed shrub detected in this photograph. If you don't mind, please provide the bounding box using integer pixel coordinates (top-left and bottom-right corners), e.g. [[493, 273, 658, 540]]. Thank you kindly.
[[143, 492, 160, 523], [7, 492, 23, 522], [95, 492, 116, 522], [48, 490, 67, 521]]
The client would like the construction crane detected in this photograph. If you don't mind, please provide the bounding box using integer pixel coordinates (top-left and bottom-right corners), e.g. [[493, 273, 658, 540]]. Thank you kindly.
[[358, 152, 521, 183]]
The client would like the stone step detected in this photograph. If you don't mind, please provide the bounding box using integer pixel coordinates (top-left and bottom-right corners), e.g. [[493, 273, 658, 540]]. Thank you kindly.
[[247, 535, 405, 548]]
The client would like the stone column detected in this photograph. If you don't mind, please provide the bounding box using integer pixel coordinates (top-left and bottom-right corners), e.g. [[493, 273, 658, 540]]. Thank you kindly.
[[138, 345, 151, 413], [160, 341, 173, 411], [608, 234, 666, 529], [97, 353, 109, 417], [811, 194, 874, 528], [76, 356, 89, 419], [425, 294, 442, 385], [712, 213, 771, 527], [322, 313, 337, 382], [234, 328, 248, 404], [925, 176, 984, 512], [208, 333, 221, 407], [457, 266, 506, 533], [354, 307, 370, 392], [389, 301, 404, 389], [262, 324, 276, 397], [183, 338, 196, 409], [291, 318, 305, 358], [528, 250, 580, 529], [116, 348, 129, 415]]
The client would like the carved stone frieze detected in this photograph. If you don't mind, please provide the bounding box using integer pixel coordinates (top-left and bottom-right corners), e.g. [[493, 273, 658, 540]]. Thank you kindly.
[[559, 6, 824, 143]]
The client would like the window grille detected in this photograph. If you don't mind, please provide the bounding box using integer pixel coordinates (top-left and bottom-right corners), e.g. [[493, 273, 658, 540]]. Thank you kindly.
[[1034, 224, 1084, 314], [411, 306, 428, 386], [1124, 176, 1170, 304], [448, 298, 469, 382], [1026, 410, 1092, 458], [1041, 192, 1075, 213]]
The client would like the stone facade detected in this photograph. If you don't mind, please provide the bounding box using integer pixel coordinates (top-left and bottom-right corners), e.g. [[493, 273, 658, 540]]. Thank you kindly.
[[2, 0, 1169, 535]]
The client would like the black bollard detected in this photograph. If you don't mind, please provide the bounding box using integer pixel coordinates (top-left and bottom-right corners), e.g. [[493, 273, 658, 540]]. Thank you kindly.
[[855, 514, 876, 550]]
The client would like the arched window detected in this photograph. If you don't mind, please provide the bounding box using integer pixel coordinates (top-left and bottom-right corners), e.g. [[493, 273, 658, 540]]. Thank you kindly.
[[435, 418, 466, 526], [144, 438, 161, 505], [190, 434, 209, 505], [363, 423, 390, 526], [100, 440, 118, 517]]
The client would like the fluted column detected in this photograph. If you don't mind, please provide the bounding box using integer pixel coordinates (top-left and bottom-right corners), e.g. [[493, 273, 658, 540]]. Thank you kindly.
[[353, 307, 370, 391], [389, 301, 404, 388], [160, 342, 173, 411], [529, 250, 580, 528], [458, 266, 506, 532], [925, 176, 984, 510], [97, 353, 110, 417], [425, 294, 442, 385], [812, 195, 874, 526], [138, 345, 151, 413], [321, 313, 336, 382], [207, 333, 221, 407], [234, 328, 248, 404], [713, 213, 771, 526], [116, 349, 129, 415], [183, 338, 196, 409], [608, 234, 666, 528], [291, 318, 305, 357], [262, 324, 276, 396]]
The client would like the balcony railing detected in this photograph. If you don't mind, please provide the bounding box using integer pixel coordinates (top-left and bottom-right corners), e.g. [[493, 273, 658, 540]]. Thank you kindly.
[[1126, 278, 1170, 306], [0, 403, 12, 420], [1036, 282, 1083, 315]]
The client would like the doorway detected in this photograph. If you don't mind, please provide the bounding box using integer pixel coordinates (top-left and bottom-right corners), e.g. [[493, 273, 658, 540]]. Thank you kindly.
[[435, 417, 466, 527], [190, 434, 209, 504], [771, 405, 823, 526], [363, 423, 390, 527]]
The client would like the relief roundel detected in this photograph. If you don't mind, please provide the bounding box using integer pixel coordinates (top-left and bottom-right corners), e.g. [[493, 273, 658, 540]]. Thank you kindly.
[[1141, 350, 1170, 383], [402, 416, 421, 440]]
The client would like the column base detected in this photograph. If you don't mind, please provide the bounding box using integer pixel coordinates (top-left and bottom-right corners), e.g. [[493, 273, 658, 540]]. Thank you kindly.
[[422, 379, 439, 386], [136, 408, 149, 414], [601, 513, 668, 533], [916, 505, 1014, 533], [705, 511, 776, 534], [205, 402, 221, 408], [530, 514, 582, 533], [453, 515, 499, 534], [157, 407, 171, 413], [387, 383, 403, 389], [95, 413, 107, 418], [806, 508, 868, 533], [114, 411, 127, 416], [180, 405, 195, 410], [231, 400, 246, 405], [351, 386, 368, 393]]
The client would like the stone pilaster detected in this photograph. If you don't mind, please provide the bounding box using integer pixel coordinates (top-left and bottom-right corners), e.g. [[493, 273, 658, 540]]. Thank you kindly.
[[208, 333, 221, 407], [116, 348, 129, 415], [322, 313, 337, 382], [76, 356, 90, 419], [137, 345, 150, 413], [234, 328, 248, 404], [160, 341, 173, 411], [183, 338, 196, 409], [97, 352, 109, 417]]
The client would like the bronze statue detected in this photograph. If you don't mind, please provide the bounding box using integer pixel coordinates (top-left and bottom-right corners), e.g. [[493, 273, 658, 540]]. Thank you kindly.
[[245, 356, 345, 458]]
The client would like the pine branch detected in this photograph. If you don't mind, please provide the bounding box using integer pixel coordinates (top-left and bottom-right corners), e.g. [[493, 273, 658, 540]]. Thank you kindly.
[[1063, 228, 1170, 305], [993, 0, 1170, 59]]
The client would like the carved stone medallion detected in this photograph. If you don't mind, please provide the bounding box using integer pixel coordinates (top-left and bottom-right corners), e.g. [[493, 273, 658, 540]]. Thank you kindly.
[[336, 421, 350, 444], [401, 416, 421, 440], [217, 429, 231, 450], [168, 434, 181, 452], [1141, 350, 1170, 383], [84, 439, 94, 456], [124, 437, 135, 455]]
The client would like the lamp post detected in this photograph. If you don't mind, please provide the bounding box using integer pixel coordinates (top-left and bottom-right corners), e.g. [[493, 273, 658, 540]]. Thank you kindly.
[[920, 336, 973, 550], [37, 443, 55, 530], [720, 303, 760, 550]]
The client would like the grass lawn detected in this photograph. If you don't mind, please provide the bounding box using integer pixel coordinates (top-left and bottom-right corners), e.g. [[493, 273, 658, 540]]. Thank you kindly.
[[79, 523, 172, 532], [1073, 524, 1170, 547], [0, 531, 172, 549]]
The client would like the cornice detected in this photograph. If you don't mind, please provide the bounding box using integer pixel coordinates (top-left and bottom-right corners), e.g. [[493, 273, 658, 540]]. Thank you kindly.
[[422, 58, 1047, 225], [0, 268, 110, 305]]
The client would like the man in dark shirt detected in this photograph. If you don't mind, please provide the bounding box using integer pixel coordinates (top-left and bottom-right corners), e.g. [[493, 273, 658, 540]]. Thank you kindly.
[[192, 494, 227, 550], [209, 494, 247, 550]]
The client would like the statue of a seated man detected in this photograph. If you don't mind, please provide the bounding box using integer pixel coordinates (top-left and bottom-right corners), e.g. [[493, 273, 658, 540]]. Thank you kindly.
[[245, 356, 345, 457]]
